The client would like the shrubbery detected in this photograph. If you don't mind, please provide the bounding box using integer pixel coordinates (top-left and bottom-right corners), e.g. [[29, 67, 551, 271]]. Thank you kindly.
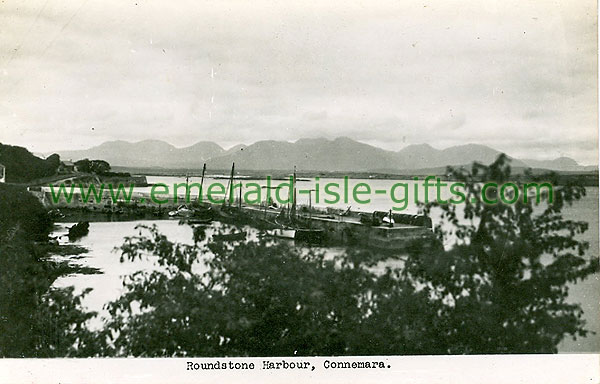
[[0, 184, 97, 357], [97, 155, 598, 355], [0, 155, 597, 356], [0, 143, 59, 183]]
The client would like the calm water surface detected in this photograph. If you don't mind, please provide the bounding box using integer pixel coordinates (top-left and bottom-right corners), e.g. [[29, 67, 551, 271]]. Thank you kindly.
[[52, 178, 599, 352]]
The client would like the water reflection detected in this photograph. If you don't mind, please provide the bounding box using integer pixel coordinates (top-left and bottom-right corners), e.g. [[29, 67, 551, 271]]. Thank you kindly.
[[51, 183, 599, 352]]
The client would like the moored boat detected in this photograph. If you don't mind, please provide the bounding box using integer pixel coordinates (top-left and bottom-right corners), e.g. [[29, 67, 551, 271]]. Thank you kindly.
[[213, 231, 247, 242], [186, 217, 213, 225], [168, 205, 193, 217], [294, 228, 325, 244], [264, 228, 296, 239]]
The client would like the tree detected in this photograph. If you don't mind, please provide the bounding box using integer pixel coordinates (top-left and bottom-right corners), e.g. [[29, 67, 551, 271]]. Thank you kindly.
[[74, 159, 91, 173], [45, 154, 61, 172], [402, 154, 599, 353], [0, 184, 98, 357], [74, 159, 111, 174], [0, 143, 61, 183], [99, 154, 598, 356], [90, 160, 111, 174], [0, 183, 52, 242], [101, 225, 378, 356], [0, 242, 99, 357]]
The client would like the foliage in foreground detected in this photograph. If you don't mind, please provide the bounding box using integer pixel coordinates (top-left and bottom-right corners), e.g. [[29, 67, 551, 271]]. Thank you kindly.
[[0, 143, 60, 183], [1, 155, 597, 356], [406, 154, 599, 353], [99, 226, 443, 356], [0, 184, 97, 357], [98, 156, 598, 356]]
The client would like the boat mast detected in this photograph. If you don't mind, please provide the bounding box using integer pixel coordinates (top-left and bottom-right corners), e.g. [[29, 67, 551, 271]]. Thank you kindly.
[[309, 190, 312, 227], [291, 165, 297, 221], [185, 172, 190, 205], [238, 180, 242, 209], [199, 163, 206, 202], [224, 162, 235, 206], [307, 188, 315, 228]]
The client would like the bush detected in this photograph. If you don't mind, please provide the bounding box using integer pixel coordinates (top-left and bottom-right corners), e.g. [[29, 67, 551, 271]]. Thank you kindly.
[[0, 184, 98, 357], [404, 154, 599, 353], [74, 159, 111, 174], [0, 143, 59, 183], [100, 155, 599, 356], [0, 183, 52, 242]]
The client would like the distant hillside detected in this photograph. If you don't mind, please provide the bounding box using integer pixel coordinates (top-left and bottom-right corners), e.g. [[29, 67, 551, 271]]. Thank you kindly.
[[0, 143, 60, 183], [53, 137, 595, 173], [205, 137, 393, 171], [392, 143, 527, 169], [58, 139, 224, 168], [521, 157, 592, 172]]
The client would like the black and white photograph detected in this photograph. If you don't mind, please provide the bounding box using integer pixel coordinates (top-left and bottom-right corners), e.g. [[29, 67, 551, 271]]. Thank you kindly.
[[0, 0, 598, 382]]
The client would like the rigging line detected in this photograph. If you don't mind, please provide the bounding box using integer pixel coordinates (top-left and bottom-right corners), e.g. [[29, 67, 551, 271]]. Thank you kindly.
[[4, 0, 89, 94], [39, 0, 90, 59], [4, 0, 50, 67]]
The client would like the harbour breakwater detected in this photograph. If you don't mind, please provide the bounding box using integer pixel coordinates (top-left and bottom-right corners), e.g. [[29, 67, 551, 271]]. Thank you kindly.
[[30, 189, 435, 251]]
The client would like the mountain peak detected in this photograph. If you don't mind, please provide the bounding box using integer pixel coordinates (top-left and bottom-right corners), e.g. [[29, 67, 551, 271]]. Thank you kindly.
[[403, 143, 435, 150], [294, 137, 328, 145], [553, 156, 579, 166], [184, 141, 224, 151], [333, 136, 358, 144], [50, 139, 591, 172]]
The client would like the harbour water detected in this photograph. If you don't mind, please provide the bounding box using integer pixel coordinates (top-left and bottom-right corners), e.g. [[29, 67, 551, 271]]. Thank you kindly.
[[51, 176, 599, 352]]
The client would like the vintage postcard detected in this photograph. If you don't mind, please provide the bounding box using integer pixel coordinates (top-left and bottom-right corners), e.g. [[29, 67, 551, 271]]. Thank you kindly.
[[0, 0, 598, 383]]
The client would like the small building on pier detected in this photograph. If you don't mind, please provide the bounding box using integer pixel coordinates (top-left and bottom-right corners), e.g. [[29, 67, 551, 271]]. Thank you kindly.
[[58, 160, 77, 174]]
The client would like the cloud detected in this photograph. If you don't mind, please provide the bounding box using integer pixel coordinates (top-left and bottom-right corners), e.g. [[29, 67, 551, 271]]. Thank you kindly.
[[0, 0, 596, 164]]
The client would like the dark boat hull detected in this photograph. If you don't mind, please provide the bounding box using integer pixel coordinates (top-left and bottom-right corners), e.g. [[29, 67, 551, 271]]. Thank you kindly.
[[294, 228, 325, 244], [187, 218, 213, 225], [213, 232, 247, 242]]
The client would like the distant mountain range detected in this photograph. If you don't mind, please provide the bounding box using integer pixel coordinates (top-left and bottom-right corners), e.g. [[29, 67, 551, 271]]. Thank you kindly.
[[53, 137, 597, 173]]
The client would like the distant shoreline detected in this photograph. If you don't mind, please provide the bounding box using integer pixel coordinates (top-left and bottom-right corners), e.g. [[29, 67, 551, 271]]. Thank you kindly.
[[112, 166, 599, 187]]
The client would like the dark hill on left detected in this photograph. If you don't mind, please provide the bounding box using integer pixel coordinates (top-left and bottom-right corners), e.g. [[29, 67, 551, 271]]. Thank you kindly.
[[0, 143, 60, 183]]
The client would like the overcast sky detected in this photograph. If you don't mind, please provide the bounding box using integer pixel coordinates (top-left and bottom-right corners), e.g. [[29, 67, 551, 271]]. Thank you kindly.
[[1, 0, 597, 163]]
